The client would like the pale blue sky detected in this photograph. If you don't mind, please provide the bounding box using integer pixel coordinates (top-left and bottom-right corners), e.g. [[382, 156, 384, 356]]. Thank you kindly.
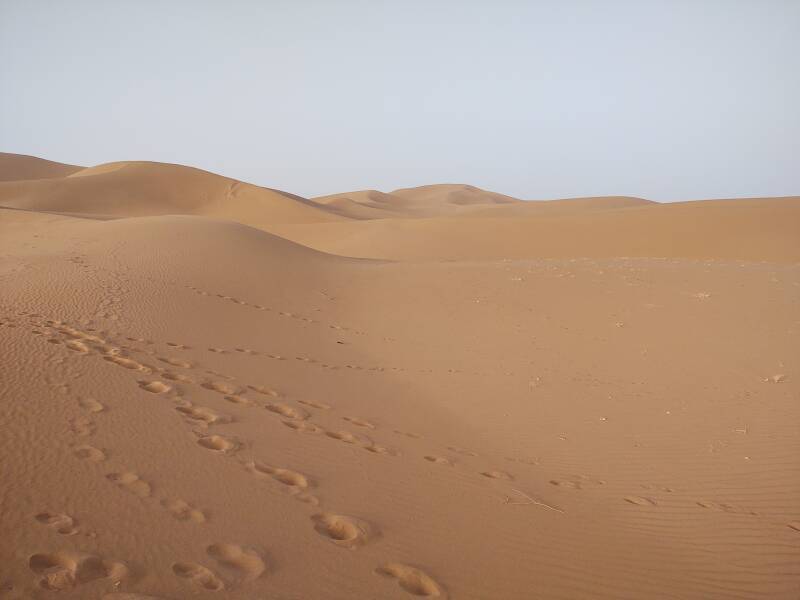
[[1, 1, 798, 200]]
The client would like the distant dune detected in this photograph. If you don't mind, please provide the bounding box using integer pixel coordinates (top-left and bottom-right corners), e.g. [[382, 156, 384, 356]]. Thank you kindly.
[[0, 152, 83, 181], [1, 153, 798, 600]]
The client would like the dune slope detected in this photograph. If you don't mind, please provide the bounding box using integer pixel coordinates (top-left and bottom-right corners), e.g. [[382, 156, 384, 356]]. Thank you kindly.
[[0, 161, 345, 226], [0, 152, 83, 181]]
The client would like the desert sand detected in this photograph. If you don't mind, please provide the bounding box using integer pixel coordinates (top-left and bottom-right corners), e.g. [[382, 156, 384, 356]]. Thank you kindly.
[[1, 152, 798, 599]]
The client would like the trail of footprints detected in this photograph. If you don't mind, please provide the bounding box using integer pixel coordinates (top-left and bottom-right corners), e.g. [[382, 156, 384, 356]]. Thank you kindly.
[[17, 315, 446, 596], [13, 310, 793, 596]]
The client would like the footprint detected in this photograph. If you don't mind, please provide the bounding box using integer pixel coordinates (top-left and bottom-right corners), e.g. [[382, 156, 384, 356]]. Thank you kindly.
[[172, 562, 224, 591], [248, 461, 309, 491], [103, 355, 146, 371], [78, 397, 105, 413], [158, 356, 192, 368], [297, 399, 331, 410], [363, 443, 398, 456], [34, 512, 78, 535], [107, 472, 152, 497], [282, 420, 322, 434], [624, 496, 657, 506], [424, 455, 453, 466], [325, 430, 363, 444], [375, 563, 443, 597], [176, 404, 231, 426], [248, 384, 279, 397], [73, 445, 106, 462], [265, 402, 308, 420], [166, 342, 191, 349], [343, 416, 375, 429], [482, 470, 514, 481], [29, 552, 128, 591], [202, 381, 240, 395], [65, 340, 89, 353], [138, 380, 171, 394], [311, 513, 374, 549], [789, 521, 800, 532], [197, 434, 238, 453], [206, 543, 266, 581], [224, 394, 255, 406], [161, 498, 207, 523], [549, 479, 582, 489]]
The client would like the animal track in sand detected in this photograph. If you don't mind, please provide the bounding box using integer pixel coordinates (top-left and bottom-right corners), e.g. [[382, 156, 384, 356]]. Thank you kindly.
[[176, 404, 231, 426], [166, 342, 191, 349], [343, 416, 375, 429], [73, 444, 106, 462], [224, 394, 255, 406], [103, 354, 147, 371], [202, 380, 241, 395], [29, 552, 128, 591], [325, 430, 363, 444], [206, 543, 266, 581], [65, 340, 89, 353], [624, 496, 658, 506], [312, 513, 374, 548], [248, 384, 279, 397], [549, 479, 582, 489], [482, 470, 514, 481], [197, 434, 238, 453], [297, 399, 331, 409], [363, 443, 399, 456], [158, 356, 192, 368], [161, 498, 206, 523], [248, 461, 309, 490], [424, 455, 453, 466], [35, 512, 78, 535], [78, 397, 104, 413], [376, 563, 443, 597], [107, 472, 151, 497], [172, 562, 224, 591], [265, 402, 308, 420], [138, 380, 171, 394], [283, 420, 322, 434]]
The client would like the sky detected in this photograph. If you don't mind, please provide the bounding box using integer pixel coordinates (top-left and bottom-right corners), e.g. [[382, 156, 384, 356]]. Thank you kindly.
[[1, 1, 798, 200]]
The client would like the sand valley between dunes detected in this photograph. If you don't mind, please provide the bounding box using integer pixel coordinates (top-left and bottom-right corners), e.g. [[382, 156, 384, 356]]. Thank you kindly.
[[1, 152, 799, 599]]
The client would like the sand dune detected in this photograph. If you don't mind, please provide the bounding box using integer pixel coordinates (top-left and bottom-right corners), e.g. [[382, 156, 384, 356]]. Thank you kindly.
[[1, 154, 798, 599], [313, 184, 522, 219], [0, 152, 83, 181], [0, 159, 344, 226], [274, 196, 800, 262]]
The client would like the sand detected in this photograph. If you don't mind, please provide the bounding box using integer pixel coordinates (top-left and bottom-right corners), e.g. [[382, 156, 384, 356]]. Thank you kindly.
[[1, 153, 798, 599]]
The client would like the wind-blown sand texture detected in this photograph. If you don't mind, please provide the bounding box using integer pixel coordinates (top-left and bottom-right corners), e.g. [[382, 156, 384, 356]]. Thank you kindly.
[[1, 152, 799, 599]]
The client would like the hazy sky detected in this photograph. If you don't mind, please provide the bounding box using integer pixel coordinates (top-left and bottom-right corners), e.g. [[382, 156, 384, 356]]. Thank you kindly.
[[1, 1, 798, 200]]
